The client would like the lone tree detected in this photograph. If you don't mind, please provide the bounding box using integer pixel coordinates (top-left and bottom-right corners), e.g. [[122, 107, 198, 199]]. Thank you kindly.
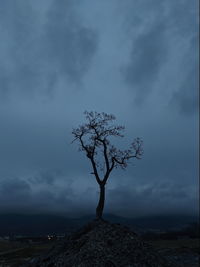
[[72, 111, 143, 219]]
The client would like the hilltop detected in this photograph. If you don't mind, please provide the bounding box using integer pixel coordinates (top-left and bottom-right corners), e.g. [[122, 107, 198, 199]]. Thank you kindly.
[[25, 219, 173, 267]]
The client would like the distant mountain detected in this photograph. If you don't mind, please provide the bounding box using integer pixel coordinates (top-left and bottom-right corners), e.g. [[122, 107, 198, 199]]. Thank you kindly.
[[117, 214, 199, 231], [0, 213, 198, 236], [102, 214, 199, 231], [0, 214, 77, 236]]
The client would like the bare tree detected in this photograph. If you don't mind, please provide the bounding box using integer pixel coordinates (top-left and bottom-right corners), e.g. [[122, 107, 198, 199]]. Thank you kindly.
[[72, 111, 143, 220]]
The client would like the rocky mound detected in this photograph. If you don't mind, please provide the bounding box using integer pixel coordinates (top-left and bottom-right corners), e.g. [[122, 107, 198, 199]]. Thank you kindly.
[[27, 220, 173, 267]]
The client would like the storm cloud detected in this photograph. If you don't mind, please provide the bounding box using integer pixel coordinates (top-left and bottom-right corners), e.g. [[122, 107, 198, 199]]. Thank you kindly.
[[123, 0, 198, 111], [0, 0, 97, 99], [0, 0, 198, 218]]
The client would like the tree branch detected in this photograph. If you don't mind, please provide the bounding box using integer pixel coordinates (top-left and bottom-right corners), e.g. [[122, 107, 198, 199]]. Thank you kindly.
[[72, 112, 143, 187]]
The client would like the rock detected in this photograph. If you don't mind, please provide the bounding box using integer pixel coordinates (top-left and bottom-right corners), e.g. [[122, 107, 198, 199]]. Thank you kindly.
[[25, 219, 174, 267]]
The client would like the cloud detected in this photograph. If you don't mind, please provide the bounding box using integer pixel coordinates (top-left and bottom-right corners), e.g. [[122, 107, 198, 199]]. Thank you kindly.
[[0, 0, 198, 218], [122, 0, 198, 111], [120, 0, 167, 103], [0, 178, 31, 196], [0, 178, 32, 212], [106, 181, 198, 217], [0, 96, 198, 216], [0, 165, 197, 217], [171, 69, 198, 115], [43, 0, 98, 83], [124, 21, 167, 103], [28, 170, 61, 185], [170, 35, 199, 115], [0, 0, 40, 97], [0, 0, 98, 99], [0, 175, 71, 215]]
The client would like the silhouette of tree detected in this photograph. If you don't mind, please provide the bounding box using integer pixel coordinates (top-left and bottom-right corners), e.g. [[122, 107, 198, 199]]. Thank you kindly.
[[72, 111, 143, 219]]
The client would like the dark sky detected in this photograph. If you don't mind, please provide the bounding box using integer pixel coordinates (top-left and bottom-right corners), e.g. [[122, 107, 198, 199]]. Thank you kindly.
[[0, 0, 199, 218]]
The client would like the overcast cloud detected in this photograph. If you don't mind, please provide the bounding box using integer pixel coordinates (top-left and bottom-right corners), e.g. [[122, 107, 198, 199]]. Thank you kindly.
[[0, 0, 198, 218]]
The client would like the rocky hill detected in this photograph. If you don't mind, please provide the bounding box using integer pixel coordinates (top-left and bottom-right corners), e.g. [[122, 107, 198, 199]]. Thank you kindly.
[[26, 219, 173, 267]]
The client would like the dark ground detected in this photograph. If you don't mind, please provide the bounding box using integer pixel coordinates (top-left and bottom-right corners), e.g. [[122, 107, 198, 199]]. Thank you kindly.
[[0, 216, 199, 266], [0, 229, 199, 266], [0, 241, 55, 266]]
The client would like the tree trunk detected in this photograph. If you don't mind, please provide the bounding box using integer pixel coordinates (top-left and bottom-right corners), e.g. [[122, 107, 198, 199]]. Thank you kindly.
[[96, 184, 105, 219]]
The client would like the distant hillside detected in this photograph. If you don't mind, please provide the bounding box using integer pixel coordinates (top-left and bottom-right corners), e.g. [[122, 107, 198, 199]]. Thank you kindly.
[[0, 213, 198, 236], [0, 214, 76, 236], [122, 215, 199, 230], [79, 214, 198, 231]]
